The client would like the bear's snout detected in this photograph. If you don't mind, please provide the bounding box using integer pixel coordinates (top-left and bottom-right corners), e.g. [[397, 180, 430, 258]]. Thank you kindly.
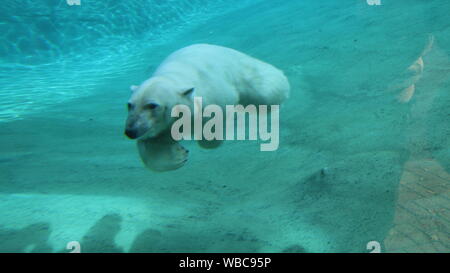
[[125, 128, 138, 139]]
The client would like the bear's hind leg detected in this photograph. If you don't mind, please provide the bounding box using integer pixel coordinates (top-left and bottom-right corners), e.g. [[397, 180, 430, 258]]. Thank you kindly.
[[197, 139, 223, 149]]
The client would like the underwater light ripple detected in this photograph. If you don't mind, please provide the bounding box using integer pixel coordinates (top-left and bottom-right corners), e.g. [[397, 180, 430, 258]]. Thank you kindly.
[[0, 0, 261, 122]]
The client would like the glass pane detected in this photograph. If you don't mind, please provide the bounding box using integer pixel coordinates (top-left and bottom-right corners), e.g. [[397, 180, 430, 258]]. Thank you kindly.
[[0, 0, 448, 253]]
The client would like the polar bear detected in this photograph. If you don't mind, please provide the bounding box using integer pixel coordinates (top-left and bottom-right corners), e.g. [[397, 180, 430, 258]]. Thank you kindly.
[[125, 44, 290, 172]]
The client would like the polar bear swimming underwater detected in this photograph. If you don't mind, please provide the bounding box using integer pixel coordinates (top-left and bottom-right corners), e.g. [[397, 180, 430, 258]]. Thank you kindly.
[[124, 44, 290, 172]]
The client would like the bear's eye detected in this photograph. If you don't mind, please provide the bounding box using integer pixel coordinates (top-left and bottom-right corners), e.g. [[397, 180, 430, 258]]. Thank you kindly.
[[145, 103, 159, 110], [127, 103, 134, 111]]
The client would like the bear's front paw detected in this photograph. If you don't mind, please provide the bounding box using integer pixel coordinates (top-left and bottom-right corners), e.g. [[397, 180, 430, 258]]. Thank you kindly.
[[137, 138, 188, 172]]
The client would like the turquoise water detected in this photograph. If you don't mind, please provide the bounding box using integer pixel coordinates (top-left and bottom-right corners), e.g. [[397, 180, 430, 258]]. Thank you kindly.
[[0, 0, 449, 252]]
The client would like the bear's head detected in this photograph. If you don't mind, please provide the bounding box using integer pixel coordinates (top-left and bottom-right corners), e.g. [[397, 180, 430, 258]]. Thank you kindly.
[[124, 77, 194, 140]]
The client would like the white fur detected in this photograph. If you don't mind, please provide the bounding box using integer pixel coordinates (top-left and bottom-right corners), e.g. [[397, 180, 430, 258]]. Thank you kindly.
[[128, 44, 290, 171], [148, 43, 289, 107]]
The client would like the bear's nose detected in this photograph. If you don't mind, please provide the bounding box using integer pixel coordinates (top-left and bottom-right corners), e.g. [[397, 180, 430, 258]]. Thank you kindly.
[[125, 129, 137, 139]]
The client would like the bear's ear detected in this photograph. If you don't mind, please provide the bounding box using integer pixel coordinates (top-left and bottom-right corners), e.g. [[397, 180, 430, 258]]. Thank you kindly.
[[181, 87, 195, 98], [130, 85, 139, 92]]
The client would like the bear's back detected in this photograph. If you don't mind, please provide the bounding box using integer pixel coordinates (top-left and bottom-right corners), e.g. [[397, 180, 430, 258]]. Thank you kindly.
[[154, 44, 290, 106]]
